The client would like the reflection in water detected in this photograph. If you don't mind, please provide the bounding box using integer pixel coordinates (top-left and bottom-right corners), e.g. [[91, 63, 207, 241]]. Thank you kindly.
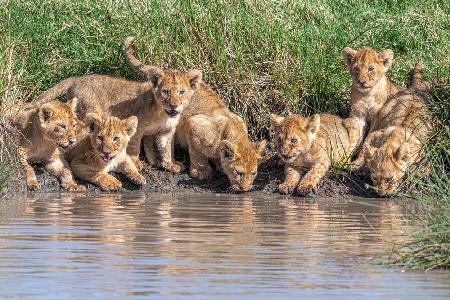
[[0, 193, 449, 299]]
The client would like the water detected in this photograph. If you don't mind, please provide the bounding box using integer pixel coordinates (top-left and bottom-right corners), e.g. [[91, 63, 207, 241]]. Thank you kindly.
[[0, 193, 448, 299]]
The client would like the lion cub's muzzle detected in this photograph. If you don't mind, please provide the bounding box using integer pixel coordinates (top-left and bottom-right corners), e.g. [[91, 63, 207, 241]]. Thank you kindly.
[[57, 139, 76, 149]]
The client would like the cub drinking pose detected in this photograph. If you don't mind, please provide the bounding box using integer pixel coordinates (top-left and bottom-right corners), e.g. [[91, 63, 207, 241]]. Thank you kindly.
[[352, 63, 433, 196], [14, 98, 84, 191], [124, 37, 267, 192], [31, 37, 202, 173], [342, 47, 405, 151], [270, 113, 354, 196], [66, 113, 145, 191]]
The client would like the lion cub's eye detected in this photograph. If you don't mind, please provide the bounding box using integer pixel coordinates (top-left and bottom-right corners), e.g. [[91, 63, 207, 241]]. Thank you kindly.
[[385, 177, 393, 184], [353, 66, 359, 72], [290, 138, 298, 144], [235, 170, 244, 177], [59, 123, 67, 130], [179, 90, 185, 96], [162, 89, 170, 96], [251, 171, 257, 177], [97, 136, 104, 141], [368, 66, 374, 73], [73, 123, 77, 128], [112, 136, 120, 143]]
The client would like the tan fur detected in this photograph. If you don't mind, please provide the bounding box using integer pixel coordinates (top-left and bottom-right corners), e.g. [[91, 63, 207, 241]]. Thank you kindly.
[[123, 37, 266, 192], [175, 85, 267, 192], [270, 113, 353, 196], [65, 114, 145, 191], [352, 89, 433, 196], [30, 37, 202, 173], [342, 47, 405, 150], [14, 99, 84, 191]]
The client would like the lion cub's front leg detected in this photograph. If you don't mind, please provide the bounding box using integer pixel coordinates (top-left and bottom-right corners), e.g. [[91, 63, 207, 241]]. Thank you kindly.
[[279, 164, 302, 194], [296, 161, 330, 196], [45, 153, 85, 191], [19, 148, 40, 191], [118, 156, 146, 186], [127, 131, 146, 171], [90, 172, 122, 192], [154, 129, 185, 173], [187, 142, 212, 180]]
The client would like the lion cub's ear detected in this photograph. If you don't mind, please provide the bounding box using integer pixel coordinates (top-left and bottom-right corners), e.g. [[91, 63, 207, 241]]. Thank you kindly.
[[123, 116, 138, 137], [220, 140, 238, 161], [38, 104, 54, 123], [85, 113, 102, 133], [270, 113, 284, 127], [255, 139, 268, 163], [149, 67, 165, 88], [68, 97, 78, 113], [186, 69, 203, 90], [308, 114, 321, 137], [379, 49, 394, 70], [342, 47, 357, 67], [393, 143, 409, 163]]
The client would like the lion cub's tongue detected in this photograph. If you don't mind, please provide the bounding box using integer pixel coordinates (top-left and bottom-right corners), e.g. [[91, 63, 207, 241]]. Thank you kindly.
[[103, 155, 111, 162]]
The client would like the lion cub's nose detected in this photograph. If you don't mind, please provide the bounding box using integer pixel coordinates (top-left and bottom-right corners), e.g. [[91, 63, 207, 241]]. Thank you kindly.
[[170, 104, 179, 110]]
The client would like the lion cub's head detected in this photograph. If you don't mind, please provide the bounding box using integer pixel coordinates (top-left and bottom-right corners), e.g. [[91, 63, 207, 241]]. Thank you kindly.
[[148, 68, 202, 118], [364, 131, 411, 197], [270, 114, 320, 163], [342, 47, 394, 93], [86, 113, 138, 162], [38, 98, 80, 149], [219, 139, 267, 192]]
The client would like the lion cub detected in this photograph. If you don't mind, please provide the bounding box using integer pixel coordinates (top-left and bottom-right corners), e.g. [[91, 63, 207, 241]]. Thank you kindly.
[[352, 87, 433, 196], [66, 114, 145, 191], [14, 98, 84, 191], [123, 37, 267, 192], [270, 113, 354, 196], [30, 37, 202, 173], [342, 47, 405, 151]]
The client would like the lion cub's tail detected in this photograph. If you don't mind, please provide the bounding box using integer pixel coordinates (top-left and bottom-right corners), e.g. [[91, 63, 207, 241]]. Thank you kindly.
[[123, 36, 157, 81], [411, 61, 439, 91], [28, 77, 77, 109]]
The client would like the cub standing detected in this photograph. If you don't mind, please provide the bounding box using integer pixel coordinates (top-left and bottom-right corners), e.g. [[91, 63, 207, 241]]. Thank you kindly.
[[270, 113, 355, 196], [14, 98, 84, 191], [66, 113, 145, 191]]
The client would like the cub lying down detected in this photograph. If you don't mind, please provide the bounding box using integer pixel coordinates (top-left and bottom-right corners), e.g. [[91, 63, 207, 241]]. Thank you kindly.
[[270, 113, 355, 196], [14, 98, 84, 191], [66, 114, 145, 191]]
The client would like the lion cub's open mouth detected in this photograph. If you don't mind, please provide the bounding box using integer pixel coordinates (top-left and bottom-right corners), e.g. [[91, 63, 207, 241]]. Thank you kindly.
[[165, 109, 180, 117], [101, 154, 114, 162]]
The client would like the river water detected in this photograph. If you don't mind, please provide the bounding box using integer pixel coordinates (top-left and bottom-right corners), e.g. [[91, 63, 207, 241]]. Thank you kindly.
[[0, 192, 448, 299]]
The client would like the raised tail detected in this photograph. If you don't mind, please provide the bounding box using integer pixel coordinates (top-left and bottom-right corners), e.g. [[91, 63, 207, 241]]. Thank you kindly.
[[411, 61, 436, 91], [123, 36, 164, 86], [123, 36, 154, 80], [29, 77, 77, 109]]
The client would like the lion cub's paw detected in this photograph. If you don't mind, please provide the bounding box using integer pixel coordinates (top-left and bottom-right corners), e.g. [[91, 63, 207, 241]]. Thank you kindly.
[[64, 182, 86, 192], [278, 182, 296, 195], [296, 180, 317, 197], [99, 177, 122, 192], [27, 179, 40, 191], [164, 161, 185, 173], [190, 166, 212, 180], [131, 156, 145, 171], [130, 173, 146, 186]]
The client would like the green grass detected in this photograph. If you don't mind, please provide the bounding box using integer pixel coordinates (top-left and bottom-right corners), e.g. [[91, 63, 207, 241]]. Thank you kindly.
[[0, 0, 449, 268]]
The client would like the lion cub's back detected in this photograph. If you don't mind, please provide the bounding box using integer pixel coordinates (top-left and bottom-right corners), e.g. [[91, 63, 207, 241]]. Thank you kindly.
[[316, 114, 351, 161]]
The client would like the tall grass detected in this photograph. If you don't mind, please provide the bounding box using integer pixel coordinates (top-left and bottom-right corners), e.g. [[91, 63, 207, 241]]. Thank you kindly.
[[0, 0, 449, 267]]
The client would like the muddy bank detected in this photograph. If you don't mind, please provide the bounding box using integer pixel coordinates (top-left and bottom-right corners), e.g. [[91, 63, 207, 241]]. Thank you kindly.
[[31, 152, 379, 198]]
